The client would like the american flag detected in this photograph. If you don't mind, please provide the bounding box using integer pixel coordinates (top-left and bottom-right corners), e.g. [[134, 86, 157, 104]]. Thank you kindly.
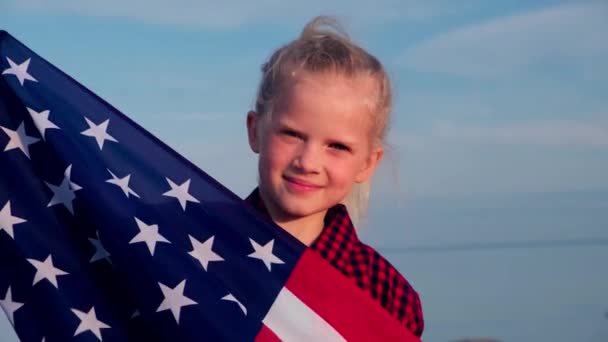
[[0, 30, 419, 342]]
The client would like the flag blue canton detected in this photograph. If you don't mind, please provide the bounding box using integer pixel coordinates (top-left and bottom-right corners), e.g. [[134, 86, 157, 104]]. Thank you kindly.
[[0, 31, 306, 342]]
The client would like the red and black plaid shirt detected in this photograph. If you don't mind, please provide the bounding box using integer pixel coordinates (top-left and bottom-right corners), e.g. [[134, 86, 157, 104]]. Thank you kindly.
[[245, 188, 424, 337]]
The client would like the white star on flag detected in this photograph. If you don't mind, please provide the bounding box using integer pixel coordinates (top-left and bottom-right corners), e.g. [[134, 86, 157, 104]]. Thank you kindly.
[[156, 279, 197, 324], [163, 178, 199, 211], [2, 57, 37, 85], [130, 309, 140, 319], [105, 169, 139, 198], [80, 117, 118, 150], [129, 217, 170, 256], [1, 121, 40, 159], [27, 254, 69, 289], [89, 232, 111, 264], [0, 200, 26, 239], [248, 238, 284, 271], [221, 293, 247, 315], [64, 164, 83, 191], [0, 287, 24, 325], [27, 107, 59, 140], [188, 235, 224, 271], [71, 306, 111, 341], [46, 165, 82, 214]]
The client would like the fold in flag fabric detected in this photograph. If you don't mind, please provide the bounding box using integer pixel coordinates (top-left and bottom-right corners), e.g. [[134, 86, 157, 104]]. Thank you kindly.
[[0, 30, 420, 342]]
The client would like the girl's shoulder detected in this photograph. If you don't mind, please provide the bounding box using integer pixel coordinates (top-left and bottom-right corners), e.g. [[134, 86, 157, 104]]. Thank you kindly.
[[313, 204, 424, 337], [351, 241, 425, 337]]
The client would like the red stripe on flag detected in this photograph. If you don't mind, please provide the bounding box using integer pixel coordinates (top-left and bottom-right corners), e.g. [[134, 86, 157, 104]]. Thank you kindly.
[[255, 324, 282, 342], [284, 249, 421, 342]]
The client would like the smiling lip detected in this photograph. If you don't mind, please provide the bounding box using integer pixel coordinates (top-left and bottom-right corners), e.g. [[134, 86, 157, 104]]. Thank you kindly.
[[283, 176, 322, 192]]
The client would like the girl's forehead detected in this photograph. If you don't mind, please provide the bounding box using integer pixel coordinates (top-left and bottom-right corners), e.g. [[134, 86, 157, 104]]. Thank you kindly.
[[269, 76, 376, 138], [278, 72, 378, 111]]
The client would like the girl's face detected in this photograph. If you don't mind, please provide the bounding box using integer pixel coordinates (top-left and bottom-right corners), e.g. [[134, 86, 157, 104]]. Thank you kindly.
[[247, 72, 383, 222]]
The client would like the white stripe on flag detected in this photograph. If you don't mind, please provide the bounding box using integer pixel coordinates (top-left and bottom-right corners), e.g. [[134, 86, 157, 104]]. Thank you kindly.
[[263, 287, 346, 342]]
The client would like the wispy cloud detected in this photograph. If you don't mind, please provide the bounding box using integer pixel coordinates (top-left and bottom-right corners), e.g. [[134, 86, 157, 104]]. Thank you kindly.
[[401, 2, 608, 78], [147, 112, 235, 122], [386, 118, 608, 197], [428, 119, 608, 147], [8, 0, 462, 29]]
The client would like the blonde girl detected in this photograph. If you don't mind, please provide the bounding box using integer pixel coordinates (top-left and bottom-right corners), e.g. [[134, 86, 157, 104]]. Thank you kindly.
[[245, 16, 423, 337]]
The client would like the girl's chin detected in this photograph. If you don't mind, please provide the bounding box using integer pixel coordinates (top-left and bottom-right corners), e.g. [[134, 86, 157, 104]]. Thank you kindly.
[[276, 201, 329, 220]]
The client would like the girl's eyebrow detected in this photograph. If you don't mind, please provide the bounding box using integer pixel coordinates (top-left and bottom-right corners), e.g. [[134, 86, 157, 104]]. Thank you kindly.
[[277, 121, 306, 135], [276, 119, 357, 146]]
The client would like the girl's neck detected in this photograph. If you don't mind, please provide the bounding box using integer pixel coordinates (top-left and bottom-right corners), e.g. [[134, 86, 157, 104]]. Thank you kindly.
[[274, 213, 326, 246], [259, 193, 326, 246]]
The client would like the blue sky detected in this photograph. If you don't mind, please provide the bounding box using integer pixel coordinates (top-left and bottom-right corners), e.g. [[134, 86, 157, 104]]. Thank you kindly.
[[1, 1, 607, 341]]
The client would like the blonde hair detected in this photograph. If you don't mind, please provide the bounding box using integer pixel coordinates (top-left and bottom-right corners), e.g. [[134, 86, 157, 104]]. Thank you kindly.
[[253, 16, 393, 224]]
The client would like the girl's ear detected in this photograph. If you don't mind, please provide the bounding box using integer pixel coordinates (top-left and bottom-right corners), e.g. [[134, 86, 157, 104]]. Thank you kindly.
[[246, 111, 260, 153], [355, 146, 384, 183]]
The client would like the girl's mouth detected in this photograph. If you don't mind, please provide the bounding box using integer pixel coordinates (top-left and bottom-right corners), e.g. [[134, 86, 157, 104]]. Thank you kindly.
[[283, 176, 322, 193]]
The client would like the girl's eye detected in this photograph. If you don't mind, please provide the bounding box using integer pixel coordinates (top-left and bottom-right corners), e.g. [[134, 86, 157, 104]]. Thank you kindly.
[[329, 143, 351, 152], [281, 129, 301, 138]]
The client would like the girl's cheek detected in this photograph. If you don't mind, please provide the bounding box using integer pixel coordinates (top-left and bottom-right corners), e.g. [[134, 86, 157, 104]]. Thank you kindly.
[[326, 151, 357, 169], [265, 138, 292, 165], [271, 133, 300, 152]]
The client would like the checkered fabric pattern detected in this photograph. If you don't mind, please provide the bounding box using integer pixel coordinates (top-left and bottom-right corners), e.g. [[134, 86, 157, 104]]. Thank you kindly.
[[245, 189, 424, 337]]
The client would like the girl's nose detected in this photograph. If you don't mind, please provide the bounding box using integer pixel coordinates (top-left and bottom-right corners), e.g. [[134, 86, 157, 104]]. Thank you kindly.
[[293, 143, 321, 174]]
